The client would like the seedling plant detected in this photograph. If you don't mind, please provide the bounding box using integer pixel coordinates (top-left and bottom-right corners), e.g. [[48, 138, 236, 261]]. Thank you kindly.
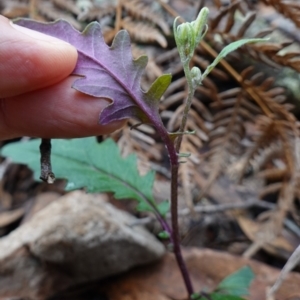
[[3, 7, 265, 299]]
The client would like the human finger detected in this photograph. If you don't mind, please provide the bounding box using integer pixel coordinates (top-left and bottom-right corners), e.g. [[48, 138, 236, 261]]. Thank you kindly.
[[0, 15, 77, 98], [0, 76, 125, 140]]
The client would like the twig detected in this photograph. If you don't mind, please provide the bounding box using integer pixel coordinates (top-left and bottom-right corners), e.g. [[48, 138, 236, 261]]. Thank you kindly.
[[132, 199, 275, 225], [284, 218, 300, 238], [39, 138, 55, 184], [175, 198, 275, 216], [243, 241, 262, 258], [267, 244, 300, 298]]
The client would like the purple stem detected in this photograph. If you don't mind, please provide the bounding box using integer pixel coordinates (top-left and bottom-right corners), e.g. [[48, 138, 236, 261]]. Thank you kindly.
[[155, 122, 194, 297]]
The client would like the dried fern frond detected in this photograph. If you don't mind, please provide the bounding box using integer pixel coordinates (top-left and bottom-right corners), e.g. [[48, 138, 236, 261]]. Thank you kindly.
[[122, 0, 170, 35], [248, 142, 283, 174], [131, 43, 163, 84], [37, 1, 82, 29], [234, 38, 300, 73], [261, 0, 300, 28], [154, 47, 183, 76], [112, 122, 163, 163], [161, 77, 212, 122], [258, 168, 287, 182], [51, 0, 81, 16], [1, 0, 29, 18], [209, 0, 258, 39], [209, 2, 300, 73], [178, 140, 201, 213], [226, 65, 296, 180], [210, 1, 246, 34], [77, 3, 115, 22], [198, 91, 247, 198], [193, 52, 229, 81], [121, 17, 167, 48]]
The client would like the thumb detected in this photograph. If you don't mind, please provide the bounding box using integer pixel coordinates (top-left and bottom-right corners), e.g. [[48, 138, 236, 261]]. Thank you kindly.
[[0, 15, 78, 98]]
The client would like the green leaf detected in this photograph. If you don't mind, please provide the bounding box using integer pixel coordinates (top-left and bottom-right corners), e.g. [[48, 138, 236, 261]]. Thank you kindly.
[[190, 293, 202, 300], [145, 74, 172, 108], [156, 200, 170, 217], [216, 266, 255, 297], [158, 231, 170, 239], [210, 293, 245, 300], [1, 138, 156, 211], [202, 38, 268, 80]]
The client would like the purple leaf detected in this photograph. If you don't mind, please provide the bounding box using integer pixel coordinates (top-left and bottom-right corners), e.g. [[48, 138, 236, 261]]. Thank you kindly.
[[15, 19, 171, 126]]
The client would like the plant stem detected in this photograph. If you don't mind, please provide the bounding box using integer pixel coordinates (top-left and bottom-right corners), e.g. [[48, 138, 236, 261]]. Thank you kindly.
[[151, 40, 197, 299], [155, 210, 173, 239], [155, 121, 194, 298], [164, 59, 197, 298], [171, 163, 194, 297], [175, 62, 195, 153]]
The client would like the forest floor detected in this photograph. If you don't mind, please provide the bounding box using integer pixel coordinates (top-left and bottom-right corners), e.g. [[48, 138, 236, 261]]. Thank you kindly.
[[1, 0, 300, 299]]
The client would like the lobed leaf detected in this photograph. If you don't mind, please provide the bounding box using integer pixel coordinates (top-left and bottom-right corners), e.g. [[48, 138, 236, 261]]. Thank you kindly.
[[1, 138, 156, 212], [156, 200, 170, 217], [15, 19, 171, 127]]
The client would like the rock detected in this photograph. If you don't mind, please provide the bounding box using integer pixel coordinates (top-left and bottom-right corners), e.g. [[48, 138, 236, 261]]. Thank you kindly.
[[0, 191, 165, 300]]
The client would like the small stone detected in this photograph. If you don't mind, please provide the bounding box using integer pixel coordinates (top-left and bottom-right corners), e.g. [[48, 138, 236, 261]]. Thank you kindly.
[[0, 191, 165, 300]]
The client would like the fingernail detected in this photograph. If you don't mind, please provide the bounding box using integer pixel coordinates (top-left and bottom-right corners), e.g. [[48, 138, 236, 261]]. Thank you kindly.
[[10, 22, 70, 45]]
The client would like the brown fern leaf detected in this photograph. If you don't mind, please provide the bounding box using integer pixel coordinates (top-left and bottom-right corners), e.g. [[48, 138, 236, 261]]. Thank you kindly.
[[158, 75, 211, 153], [193, 52, 229, 81], [1, 0, 29, 18], [250, 41, 300, 73], [178, 140, 200, 213], [77, 4, 115, 22], [155, 47, 183, 76], [130, 44, 163, 84], [51, 0, 81, 16], [210, 2, 300, 73], [259, 182, 283, 199], [37, 1, 82, 29], [248, 142, 284, 173], [111, 122, 163, 163], [257, 168, 287, 190], [261, 0, 300, 28], [122, 0, 170, 35], [121, 17, 167, 48], [161, 85, 210, 151], [209, 0, 257, 36], [229, 66, 297, 178], [255, 171, 298, 256], [210, 1, 246, 34], [199, 64, 292, 194], [161, 77, 213, 122], [198, 91, 248, 198]]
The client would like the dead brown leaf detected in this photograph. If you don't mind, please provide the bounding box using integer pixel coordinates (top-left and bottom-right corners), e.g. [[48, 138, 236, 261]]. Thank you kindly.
[[237, 214, 296, 259], [96, 248, 300, 300]]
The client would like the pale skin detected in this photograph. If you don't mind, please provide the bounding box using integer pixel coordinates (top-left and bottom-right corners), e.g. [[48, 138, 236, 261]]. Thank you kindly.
[[0, 15, 124, 141]]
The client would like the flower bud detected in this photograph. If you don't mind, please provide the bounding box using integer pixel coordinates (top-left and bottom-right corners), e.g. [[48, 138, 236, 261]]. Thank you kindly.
[[175, 22, 196, 62], [191, 66, 202, 87], [192, 7, 209, 44]]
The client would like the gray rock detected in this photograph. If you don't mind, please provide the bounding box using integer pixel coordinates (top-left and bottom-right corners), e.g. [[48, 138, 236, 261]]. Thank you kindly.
[[0, 191, 165, 300]]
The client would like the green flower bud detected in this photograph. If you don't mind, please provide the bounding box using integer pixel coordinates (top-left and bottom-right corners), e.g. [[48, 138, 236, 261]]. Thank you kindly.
[[190, 66, 202, 87], [192, 7, 209, 45], [174, 18, 196, 62]]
